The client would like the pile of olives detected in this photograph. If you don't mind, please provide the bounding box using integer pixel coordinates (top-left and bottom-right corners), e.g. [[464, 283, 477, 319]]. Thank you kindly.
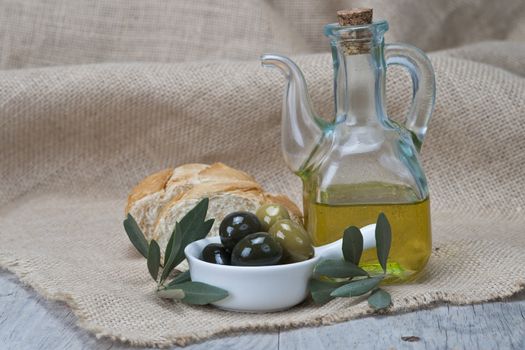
[[201, 204, 314, 267]]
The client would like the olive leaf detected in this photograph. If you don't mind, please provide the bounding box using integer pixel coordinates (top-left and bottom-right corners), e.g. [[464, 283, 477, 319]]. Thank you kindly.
[[342, 226, 364, 265], [375, 213, 392, 274], [167, 270, 191, 287], [173, 219, 215, 269], [313, 259, 368, 279], [330, 276, 383, 297], [367, 288, 392, 310], [123, 214, 149, 258], [309, 279, 345, 305], [156, 288, 185, 300], [164, 229, 175, 267], [160, 198, 214, 284], [147, 240, 161, 281], [157, 281, 228, 305], [161, 222, 184, 284]]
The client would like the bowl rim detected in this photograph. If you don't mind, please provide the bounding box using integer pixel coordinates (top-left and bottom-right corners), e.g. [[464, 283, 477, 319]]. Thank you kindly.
[[185, 236, 319, 272]]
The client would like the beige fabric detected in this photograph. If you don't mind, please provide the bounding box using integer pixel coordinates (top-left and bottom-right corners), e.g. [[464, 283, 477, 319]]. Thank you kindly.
[[1, 0, 525, 69], [0, 0, 524, 347]]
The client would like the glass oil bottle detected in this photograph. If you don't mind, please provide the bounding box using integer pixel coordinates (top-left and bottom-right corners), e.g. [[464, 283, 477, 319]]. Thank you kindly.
[[262, 8, 436, 282]]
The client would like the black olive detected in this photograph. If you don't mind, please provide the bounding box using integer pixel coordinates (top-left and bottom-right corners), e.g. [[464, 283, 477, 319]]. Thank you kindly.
[[219, 211, 262, 251], [202, 243, 231, 265], [231, 232, 283, 266]]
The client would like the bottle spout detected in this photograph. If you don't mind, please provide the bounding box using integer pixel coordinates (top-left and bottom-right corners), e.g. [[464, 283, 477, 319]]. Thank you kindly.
[[261, 54, 297, 77], [261, 54, 327, 174]]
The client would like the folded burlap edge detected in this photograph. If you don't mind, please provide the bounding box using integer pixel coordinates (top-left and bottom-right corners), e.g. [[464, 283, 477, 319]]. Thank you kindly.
[[1, 247, 524, 348]]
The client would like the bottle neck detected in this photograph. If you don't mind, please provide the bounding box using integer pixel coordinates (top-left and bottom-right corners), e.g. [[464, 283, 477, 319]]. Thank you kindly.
[[332, 43, 386, 126]]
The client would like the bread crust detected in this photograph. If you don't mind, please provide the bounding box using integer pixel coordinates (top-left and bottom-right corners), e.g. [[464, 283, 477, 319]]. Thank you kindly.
[[165, 163, 210, 189], [196, 162, 256, 183], [126, 163, 210, 214], [125, 168, 173, 213]]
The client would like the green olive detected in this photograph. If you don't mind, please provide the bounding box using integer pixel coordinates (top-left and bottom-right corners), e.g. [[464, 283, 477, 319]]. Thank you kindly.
[[231, 232, 283, 266], [255, 203, 291, 231], [268, 219, 314, 263]]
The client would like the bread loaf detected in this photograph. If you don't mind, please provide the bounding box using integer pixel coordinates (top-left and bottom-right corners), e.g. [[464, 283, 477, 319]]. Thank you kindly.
[[126, 163, 302, 256]]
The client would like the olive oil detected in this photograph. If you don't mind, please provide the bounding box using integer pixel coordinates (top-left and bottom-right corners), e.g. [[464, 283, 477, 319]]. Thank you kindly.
[[304, 183, 431, 282]]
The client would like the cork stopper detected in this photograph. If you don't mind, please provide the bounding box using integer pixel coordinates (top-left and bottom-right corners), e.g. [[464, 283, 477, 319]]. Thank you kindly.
[[336, 8, 373, 55], [337, 8, 373, 26]]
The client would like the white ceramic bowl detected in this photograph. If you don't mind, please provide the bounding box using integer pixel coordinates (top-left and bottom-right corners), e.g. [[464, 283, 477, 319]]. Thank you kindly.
[[184, 224, 376, 312]]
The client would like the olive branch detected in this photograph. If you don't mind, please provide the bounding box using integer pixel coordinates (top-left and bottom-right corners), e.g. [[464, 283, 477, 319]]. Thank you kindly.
[[123, 198, 229, 305], [309, 213, 393, 310]]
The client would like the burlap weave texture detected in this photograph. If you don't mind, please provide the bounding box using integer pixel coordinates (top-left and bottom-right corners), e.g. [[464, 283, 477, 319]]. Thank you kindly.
[[0, 0, 524, 347]]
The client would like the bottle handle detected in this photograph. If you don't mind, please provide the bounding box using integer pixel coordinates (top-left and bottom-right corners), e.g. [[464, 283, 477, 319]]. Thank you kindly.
[[385, 43, 436, 151]]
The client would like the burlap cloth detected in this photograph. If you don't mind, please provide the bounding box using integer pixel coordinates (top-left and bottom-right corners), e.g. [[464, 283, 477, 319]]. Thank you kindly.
[[1, 0, 524, 347]]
